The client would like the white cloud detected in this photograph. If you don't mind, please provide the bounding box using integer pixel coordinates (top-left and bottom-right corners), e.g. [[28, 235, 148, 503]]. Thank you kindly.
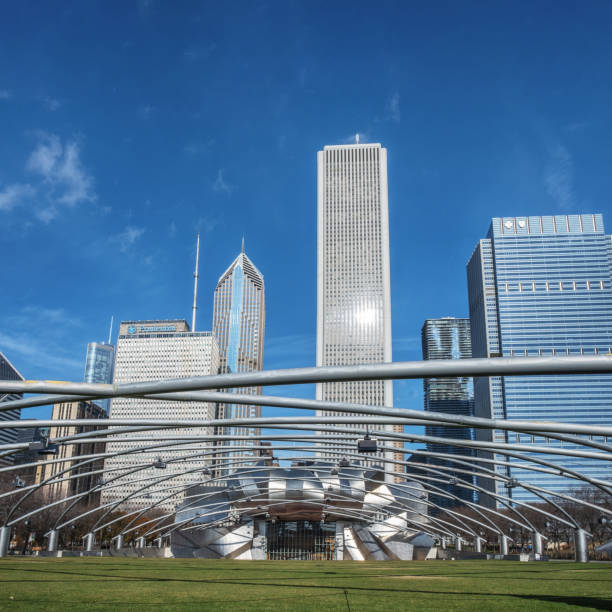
[[42, 96, 61, 111], [138, 104, 154, 119], [0, 306, 84, 378], [110, 226, 146, 252], [196, 216, 218, 234], [0, 330, 83, 375], [20, 305, 82, 327], [212, 169, 234, 195], [0, 90, 11, 100], [183, 139, 214, 155], [342, 133, 367, 144], [183, 43, 216, 61], [0, 183, 35, 211], [544, 143, 574, 210], [386, 92, 400, 123], [26, 133, 96, 207], [36, 205, 58, 224]]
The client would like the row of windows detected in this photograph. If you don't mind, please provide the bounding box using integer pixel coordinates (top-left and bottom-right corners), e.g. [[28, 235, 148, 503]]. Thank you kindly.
[[502, 280, 607, 292]]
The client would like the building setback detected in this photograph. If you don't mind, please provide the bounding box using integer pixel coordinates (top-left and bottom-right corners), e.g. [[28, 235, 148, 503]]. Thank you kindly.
[[315, 142, 402, 478], [84, 342, 115, 415], [0, 352, 24, 466], [467, 214, 612, 506], [101, 320, 219, 512], [421, 318, 475, 508], [36, 400, 107, 505], [212, 245, 265, 454]]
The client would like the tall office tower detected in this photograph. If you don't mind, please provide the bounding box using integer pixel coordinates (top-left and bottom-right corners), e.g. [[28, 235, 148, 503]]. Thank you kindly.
[[316, 142, 402, 479], [212, 244, 265, 465], [36, 401, 107, 505], [101, 320, 219, 512], [467, 214, 612, 507], [0, 351, 24, 466], [12, 427, 49, 483], [421, 318, 475, 509], [84, 342, 115, 414]]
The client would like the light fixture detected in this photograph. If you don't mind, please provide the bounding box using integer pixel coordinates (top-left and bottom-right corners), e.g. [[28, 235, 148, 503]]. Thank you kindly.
[[357, 434, 377, 453]]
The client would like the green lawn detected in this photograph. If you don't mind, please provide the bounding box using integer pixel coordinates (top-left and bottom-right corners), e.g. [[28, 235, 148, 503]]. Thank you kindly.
[[0, 558, 610, 611]]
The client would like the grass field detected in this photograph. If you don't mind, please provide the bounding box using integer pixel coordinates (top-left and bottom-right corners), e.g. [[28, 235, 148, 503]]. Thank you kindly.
[[0, 558, 610, 611]]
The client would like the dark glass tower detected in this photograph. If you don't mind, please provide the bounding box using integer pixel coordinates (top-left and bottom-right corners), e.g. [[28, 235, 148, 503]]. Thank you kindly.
[[421, 318, 475, 509], [0, 351, 24, 465]]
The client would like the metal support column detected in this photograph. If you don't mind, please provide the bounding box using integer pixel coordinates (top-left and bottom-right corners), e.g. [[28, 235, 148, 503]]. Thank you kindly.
[[533, 532, 543, 556], [499, 534, 509, 556], [441, 537, 446, 550], [85, 532, 94, 552], [48, 529, 58, 553], [574, 528, 589, 563], [455, 535, 462, 551], [474, 537, 482, 553], [136, 536, 146, 549], [115, 534, 123, 550], [0, 526, 10, 558]]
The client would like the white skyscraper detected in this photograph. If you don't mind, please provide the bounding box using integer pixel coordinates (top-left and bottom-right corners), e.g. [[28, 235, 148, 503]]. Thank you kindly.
[[316, 142, 402, 476], [101, 320, 219, 512]]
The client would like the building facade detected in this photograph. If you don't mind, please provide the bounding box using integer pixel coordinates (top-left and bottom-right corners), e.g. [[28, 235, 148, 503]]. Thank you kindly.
[[212, 246, 265, 457], [467, 214, 612, 506], [0, 352, 24, 466], [315, 142, 401, 476], [84, 342, 115, 414], [421, 318, 475, 508], [101, 320, 220, 512], [36, 401, 107, 505]]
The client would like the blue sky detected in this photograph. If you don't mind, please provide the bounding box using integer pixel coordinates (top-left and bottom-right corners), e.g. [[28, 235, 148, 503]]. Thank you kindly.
[[2, 1, 612, 424]]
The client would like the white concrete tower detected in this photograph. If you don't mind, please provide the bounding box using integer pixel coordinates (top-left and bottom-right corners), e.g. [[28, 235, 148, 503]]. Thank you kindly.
[[316, 142, 401, 477], [101, 320, 219, 512]]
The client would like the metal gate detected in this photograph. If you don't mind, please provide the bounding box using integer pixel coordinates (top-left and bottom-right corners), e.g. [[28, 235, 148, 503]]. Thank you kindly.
[[266, 520, 336, 560]]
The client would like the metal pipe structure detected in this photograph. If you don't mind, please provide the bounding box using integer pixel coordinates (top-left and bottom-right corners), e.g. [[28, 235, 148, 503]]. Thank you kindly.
[[1, 357, 610, 563], [499, 534, 510, 556], [84, 532, 94, 552], [3, 354, 612, 396], [47, 529, 58, 553], [0, 526, 9, 557], [574, 529, 589, 563]]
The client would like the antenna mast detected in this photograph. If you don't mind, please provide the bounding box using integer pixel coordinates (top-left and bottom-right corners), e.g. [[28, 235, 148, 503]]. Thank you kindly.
[[191, 230, 200, 331], [107, 316, 114, 344]]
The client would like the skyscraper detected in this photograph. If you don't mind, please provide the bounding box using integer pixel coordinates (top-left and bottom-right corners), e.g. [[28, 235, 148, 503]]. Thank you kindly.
[[101, 320, 219, 512], [37, 400, 107, 505], [0, 351, 24, 466], [315, 142, 402, 476], [84, 342, 115, 414], [421, 318, 475, 508], [467, 214, 612, 506], [212, 245, 265, 452]]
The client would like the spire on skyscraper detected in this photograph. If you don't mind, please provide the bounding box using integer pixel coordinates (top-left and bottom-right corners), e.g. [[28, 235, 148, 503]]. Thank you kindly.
[[191, 230, 200, 332]]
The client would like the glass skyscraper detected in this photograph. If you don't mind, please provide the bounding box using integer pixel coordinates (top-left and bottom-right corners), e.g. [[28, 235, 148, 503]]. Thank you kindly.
[[315, 142, 402, 477], [467, 214, 612, 506], [84, 342, 115, 414], [212, 246, 265, 452], [421, 318, 475, 508]]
